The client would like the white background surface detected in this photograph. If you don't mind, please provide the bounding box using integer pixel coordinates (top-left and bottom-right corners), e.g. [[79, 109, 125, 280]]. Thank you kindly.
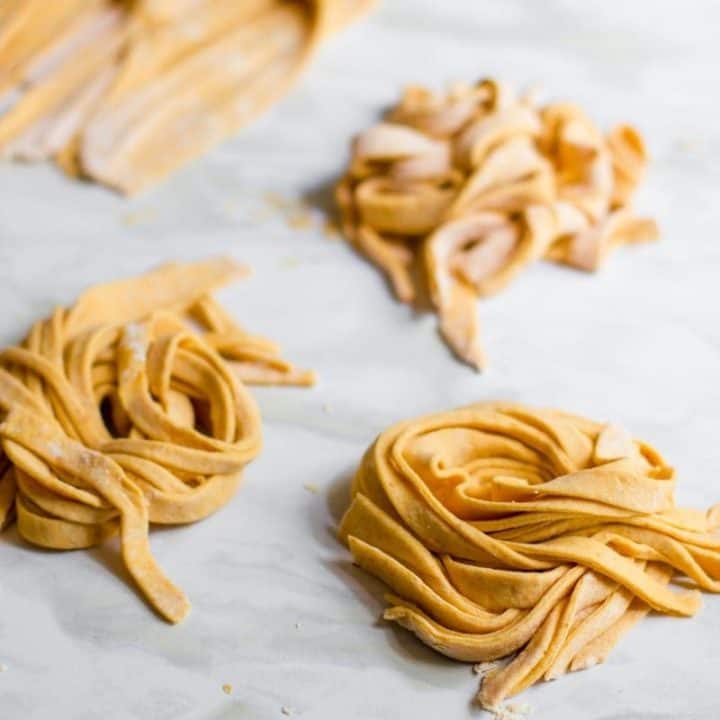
[[1, 1, 720, 718]]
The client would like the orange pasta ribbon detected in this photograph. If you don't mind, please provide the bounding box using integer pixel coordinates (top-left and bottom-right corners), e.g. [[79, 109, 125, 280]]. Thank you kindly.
[[0, 0, 375, 192], [339, 403, 720, 711], [337, 79, 658, 370], [0, 257, 314, 623]]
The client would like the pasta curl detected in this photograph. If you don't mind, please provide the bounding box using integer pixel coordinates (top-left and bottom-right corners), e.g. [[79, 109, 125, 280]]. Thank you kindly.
[[337, 79, 658, 369], [0, 257, 314, 623], [339, 403, 720, 710]]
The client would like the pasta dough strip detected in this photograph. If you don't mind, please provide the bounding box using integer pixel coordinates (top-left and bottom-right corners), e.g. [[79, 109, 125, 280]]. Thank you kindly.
[[0, 257, 314, 621], [336, 79, 658, 369], [339, 403, 720, 710], [0, 0, 376, 192]]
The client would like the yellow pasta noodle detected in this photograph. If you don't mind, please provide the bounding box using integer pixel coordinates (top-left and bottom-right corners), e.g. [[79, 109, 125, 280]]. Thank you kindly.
[[338, 403, 720, 711], [0, 0, 375, 193], [0, 257, 314, 623], [336, 79, 659, 370]]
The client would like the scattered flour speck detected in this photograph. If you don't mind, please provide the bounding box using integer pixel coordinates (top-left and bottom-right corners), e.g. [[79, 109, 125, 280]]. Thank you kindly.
[[121, 207, 156, 226], [491, 702, 532, 720], [506, 702, 531, 716], [123, 323, 146, 362], [278, 256, 301, 269], [473, 661, 498, 678]]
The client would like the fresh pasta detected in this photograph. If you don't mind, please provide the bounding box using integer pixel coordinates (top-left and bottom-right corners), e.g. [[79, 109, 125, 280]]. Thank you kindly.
[[0, 257, 314, 622], [339, 403, 720, 710], [337, 79, 658, 370], [0, 0, 375, 193]]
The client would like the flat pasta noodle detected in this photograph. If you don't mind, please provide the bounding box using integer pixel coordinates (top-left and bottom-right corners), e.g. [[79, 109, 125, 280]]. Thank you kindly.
[[0, 0, 375, 193], [338, 402, 720, 711], [336, 78, 659, 370], [0, 257, 314, 622]]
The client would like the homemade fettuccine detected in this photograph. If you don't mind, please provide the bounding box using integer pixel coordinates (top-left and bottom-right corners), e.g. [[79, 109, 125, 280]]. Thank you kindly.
[[0, 0, 374, 193], [336, 79, 658, 369], [339, 403, 720, 710], [0, 258, 314, 622]]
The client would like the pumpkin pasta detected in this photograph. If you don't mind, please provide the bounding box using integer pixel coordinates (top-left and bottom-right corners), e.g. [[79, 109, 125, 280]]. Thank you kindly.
[[339, 403, 720, 710], [0, 257, 314, 622], [0, 0, 375, 193], [336, 79, 658, 370]]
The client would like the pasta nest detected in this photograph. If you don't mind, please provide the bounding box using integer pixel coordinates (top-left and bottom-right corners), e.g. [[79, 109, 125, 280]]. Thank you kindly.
[[337, 79, 659, 369], [339, 402, 720, 709], [0, 258, 313, 622]]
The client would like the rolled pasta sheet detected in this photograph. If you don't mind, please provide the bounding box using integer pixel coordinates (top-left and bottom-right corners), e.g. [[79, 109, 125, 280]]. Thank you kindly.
[[338, 403, 720, 711], [0, 257, 314, 623], [336, 79, 659, 370], [0, 0, 375, 192]]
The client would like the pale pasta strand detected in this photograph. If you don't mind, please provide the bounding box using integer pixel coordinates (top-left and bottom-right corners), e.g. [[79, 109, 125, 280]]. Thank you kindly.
[[0, 0, 375, 193], [337, 79, 659, 370]]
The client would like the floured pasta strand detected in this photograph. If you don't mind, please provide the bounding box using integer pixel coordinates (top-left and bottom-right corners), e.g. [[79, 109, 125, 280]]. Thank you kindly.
[[0, 257, 314, 623], [0, 0, 375, 192], [338, 403, 720, 711], [336, 78, 659, 370]]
